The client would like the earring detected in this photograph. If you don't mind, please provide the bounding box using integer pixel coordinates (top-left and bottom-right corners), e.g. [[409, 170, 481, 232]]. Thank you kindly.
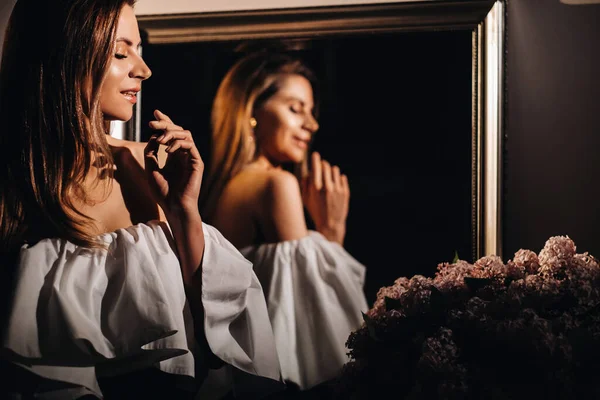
[[250, 117, 257, 128]]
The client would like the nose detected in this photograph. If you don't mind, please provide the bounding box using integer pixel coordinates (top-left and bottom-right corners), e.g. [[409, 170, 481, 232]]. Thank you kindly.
[[130, 54, 152, 81], [304, 114, 319, 133]]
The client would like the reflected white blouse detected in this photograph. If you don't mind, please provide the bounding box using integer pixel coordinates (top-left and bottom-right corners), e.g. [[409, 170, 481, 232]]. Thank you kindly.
[[240, 231, 369, 390]]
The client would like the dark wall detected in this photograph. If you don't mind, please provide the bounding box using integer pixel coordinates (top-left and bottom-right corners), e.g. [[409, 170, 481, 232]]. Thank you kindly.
[[503, 0, 600, 260]]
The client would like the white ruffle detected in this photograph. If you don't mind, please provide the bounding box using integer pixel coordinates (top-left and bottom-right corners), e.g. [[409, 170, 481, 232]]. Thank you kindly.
[[2, 221, 281, 398], [240, 231, 368, 390], [201, 223, 283, 398]]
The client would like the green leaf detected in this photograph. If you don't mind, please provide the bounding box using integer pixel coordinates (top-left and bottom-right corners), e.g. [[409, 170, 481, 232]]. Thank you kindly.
[[362, 311, 371, 324], [384, 296, 403, 311], [362, 312, 379, 340], [452, 250, 460, 263]]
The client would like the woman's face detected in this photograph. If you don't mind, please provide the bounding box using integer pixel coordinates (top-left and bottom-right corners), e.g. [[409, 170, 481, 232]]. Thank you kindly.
[[253, 74, 319, 165], [100, 4, 151, 121]]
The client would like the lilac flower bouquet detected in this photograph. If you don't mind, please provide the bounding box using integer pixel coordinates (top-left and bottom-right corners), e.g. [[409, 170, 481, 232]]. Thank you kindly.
[[337, 236, 600, 400]]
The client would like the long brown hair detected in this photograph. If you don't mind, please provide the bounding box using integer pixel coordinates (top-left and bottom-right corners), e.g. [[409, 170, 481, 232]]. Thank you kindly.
[[0, 0, 135, 253], [199, 51, 318, 222]]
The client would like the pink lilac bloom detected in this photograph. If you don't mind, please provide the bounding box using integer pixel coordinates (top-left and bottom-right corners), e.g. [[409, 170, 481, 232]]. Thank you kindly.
[[339, 236, 600, 400]]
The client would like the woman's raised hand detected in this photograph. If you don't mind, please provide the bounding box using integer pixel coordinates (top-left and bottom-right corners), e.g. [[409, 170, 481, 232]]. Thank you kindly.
[[301, 151, 350, 245], [144, 109, 204, 218]]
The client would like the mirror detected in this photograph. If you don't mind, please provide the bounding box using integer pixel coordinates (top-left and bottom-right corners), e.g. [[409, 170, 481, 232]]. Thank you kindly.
[[136, 0, 504, 303]]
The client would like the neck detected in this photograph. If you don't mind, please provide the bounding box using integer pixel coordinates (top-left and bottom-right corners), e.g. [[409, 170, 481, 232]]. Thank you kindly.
[[106, 134, 123, 147], [250, 155, 279, 170]]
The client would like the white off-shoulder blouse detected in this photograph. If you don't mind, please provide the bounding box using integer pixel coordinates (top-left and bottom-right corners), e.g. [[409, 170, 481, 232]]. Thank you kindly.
[[1, 221, 282, 398]]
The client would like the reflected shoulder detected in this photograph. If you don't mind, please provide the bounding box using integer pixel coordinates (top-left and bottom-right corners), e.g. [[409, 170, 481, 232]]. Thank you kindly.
[[260, 169, 307, 241], [265, 169, 301, 200]]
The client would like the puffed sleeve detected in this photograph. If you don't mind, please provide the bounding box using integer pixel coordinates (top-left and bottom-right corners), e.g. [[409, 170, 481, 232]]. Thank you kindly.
[[240, 230, 368, 390], [198, 223, 283, 398], [1, 221, 282, 399]]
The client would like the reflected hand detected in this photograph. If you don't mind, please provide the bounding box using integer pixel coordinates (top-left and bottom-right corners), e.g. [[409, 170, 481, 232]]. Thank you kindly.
[[144, 109, 204, 218], [301, 151, 350, 245]]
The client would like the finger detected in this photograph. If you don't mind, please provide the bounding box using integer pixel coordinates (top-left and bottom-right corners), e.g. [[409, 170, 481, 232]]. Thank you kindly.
[[310, 152, 322, 190], [322, 160, 333, 191], [165, 139, 194, 153], [164, 139, 202, 161], [341, 174, 350, 195], [154, 109, 174, 124], [332, 165, 342, 189], [300, 175, 309, 200], [144, 135, 160, 172], [300, 158, 309, 179], [156, 130, 192, 145], [149, 120, 183, 131], [165, 141, 202, 164], [164, 136, 202, 161]]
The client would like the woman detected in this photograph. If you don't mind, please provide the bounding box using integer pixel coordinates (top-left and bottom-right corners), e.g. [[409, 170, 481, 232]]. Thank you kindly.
[[200, 51, 369, 391], [0, 1, 281, 398]]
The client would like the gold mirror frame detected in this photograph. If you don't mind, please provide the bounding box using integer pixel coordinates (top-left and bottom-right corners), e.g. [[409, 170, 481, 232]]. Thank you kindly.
[[137, 0, 505, 260]]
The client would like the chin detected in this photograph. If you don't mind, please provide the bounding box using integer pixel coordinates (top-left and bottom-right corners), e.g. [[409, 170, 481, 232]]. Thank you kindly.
[[285, 155, 303, 164], [284, 149, 304, 163], [103, 110, 133, 122]]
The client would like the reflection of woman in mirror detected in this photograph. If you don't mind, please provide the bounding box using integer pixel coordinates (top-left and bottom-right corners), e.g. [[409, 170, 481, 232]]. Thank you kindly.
[[0, 1, 281, 398], [200, 50, 369, 392]]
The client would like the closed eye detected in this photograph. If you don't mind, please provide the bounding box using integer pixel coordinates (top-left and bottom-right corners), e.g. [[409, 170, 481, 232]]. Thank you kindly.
[[115, 53, 127, 59]]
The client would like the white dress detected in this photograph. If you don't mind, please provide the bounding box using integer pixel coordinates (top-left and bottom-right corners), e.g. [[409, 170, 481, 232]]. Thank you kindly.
[[1, 221, 282, 399], [240, 230, 368, 390]]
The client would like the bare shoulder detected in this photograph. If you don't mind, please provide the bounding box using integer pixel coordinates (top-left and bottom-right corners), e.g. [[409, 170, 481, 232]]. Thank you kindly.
[[262, 169, 302, 202], [213, 166, 307, 244], [257, 168, 308, 242], [226, 167, 299, 199], [105, 136, 166, 223], [108, 137, 168, 169], [108, 137, 146, 166]]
